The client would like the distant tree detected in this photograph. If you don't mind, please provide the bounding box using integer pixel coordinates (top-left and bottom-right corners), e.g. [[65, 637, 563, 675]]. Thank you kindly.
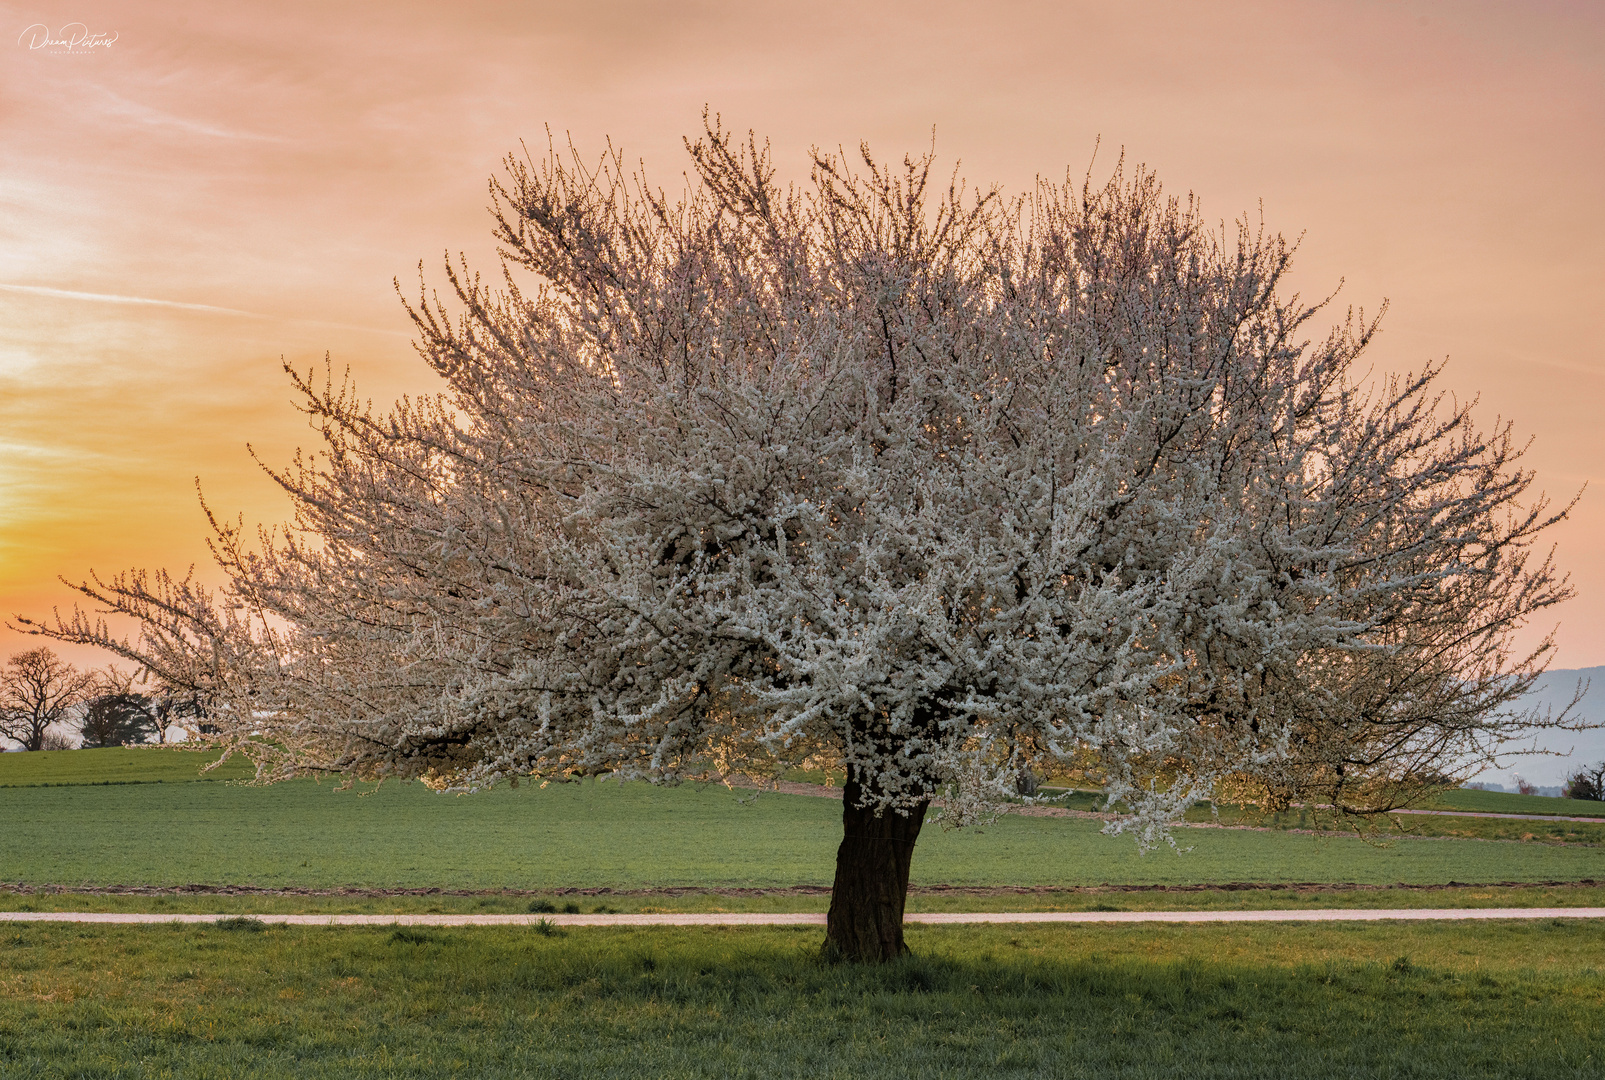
[[0, 648, 97, 751], [1563, 763, 1605, 802], [22, 118, 1579, 960], [78, 692, 161, 748], [151, 692, 209, 739]]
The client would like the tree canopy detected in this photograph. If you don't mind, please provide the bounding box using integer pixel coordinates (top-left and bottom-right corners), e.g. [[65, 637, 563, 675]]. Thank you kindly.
[[23, 119, 1574, 960], [78, 692, 162, 748]]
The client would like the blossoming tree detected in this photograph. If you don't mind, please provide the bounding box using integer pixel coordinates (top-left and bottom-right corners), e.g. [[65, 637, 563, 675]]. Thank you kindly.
[[25, 119, 1573, 961]]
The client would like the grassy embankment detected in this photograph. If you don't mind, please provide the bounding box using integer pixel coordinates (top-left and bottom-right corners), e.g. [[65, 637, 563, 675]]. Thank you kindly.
[[0, 747, 257, 787], [2, 748, 1602, 915], [1043, 787, 1605, 820], [788, 767, 1605, 820], [1420, 788, 1605, 817], [2, 919, 1602, 1078], [1024, 787, 1605, 844]]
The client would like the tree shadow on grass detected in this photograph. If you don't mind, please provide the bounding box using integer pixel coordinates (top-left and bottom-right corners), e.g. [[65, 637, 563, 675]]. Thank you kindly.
[[2, 925, 1601, 1078]]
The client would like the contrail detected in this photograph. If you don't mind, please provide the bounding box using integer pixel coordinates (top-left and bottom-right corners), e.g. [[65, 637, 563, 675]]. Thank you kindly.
[[0, 282, 266, 317], [0, 283, 411, 337]]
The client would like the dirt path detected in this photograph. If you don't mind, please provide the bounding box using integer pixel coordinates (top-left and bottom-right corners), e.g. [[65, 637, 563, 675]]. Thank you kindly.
[[2, 907, 1602, 927], [6, 880, 1599, 901]]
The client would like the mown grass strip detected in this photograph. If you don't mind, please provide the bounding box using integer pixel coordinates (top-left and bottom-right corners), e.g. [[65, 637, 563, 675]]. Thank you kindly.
[[4, 906, 1605, 926]]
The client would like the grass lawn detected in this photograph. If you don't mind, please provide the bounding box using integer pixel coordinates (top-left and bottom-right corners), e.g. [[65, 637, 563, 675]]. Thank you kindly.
[[1420, 788, 1605, 818], [2, 747, 1603, 896], [5, 775, 1605, 893], [2, 920, 1601, 1078], [0, 747, 254, 787]]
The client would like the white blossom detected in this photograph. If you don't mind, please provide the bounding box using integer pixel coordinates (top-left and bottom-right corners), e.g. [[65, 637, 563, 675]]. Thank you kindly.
[[29, 118, 1576, 846]]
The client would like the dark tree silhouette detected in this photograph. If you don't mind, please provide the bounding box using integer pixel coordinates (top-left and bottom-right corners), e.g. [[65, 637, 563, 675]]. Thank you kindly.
[[1563, 763, 1605, 802], [0, 648, 97, 751], [78, 693, 162, 748]]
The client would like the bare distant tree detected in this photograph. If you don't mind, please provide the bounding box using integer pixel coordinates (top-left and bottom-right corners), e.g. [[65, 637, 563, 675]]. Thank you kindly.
[[0, 648, 97, 751]]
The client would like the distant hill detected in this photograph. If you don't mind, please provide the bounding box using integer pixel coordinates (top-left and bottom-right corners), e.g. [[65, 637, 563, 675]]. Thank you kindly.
[[1471, 666, 1605, 788]]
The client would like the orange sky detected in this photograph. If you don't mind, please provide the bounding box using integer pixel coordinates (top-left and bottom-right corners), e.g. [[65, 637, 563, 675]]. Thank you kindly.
[[3, 0, 1603, 671]]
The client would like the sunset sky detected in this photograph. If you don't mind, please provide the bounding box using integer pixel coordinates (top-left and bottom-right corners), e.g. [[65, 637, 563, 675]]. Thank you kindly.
[[3, 0, 1602, 671]]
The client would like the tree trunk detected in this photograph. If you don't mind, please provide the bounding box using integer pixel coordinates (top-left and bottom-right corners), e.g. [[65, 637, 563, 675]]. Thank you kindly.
[[823, 770, 930, 962]]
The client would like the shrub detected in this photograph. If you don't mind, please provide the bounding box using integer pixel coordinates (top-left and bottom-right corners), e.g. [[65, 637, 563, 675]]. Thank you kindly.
[[1562, 763, 1605, 802], [38, 730, 76, 751]]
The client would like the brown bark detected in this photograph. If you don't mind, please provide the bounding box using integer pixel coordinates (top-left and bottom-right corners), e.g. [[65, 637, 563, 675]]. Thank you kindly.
[[823, 769, 930, 962]]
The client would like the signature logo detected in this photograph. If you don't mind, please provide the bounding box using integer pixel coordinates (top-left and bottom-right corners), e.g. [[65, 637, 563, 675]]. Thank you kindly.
[[17, 23, 118, 52]]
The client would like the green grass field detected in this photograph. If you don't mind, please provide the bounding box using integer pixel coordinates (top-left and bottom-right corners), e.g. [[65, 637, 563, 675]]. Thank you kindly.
[[4, 749, 1605, 1078], [2, 920, 1602, 1078], [13, 750, 1601, 813], [1422, 787, 1605, 818], [5, 771, 1605, 892], [2, 748, 1602, 896], [0, 747, 255, 787]]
